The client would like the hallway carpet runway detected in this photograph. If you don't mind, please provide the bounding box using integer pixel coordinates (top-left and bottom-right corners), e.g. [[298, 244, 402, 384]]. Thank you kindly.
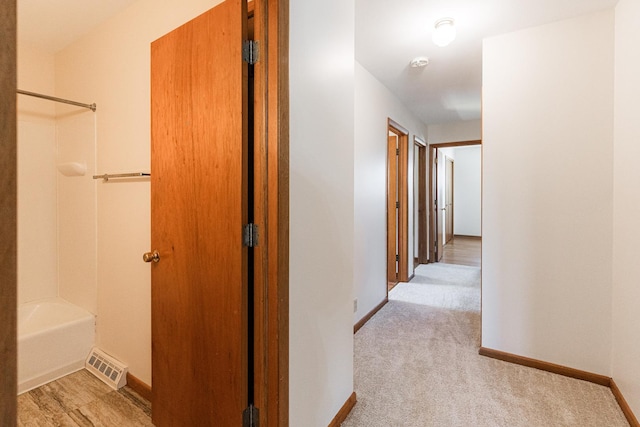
[[343, 263, 628, 427]]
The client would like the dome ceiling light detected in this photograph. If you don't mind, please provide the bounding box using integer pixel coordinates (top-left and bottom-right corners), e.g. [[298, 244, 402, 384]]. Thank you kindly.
[[432, 17, 456, 47]]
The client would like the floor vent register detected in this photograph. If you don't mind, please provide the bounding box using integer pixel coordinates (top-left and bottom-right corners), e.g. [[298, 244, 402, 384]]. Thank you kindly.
[[85, 347, 128, 390]]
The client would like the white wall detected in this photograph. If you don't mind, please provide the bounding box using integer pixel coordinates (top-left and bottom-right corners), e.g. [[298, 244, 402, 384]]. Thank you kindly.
[[16, 43, 58, 305], [453, 146, 481, 237], [289, 1, 355, 424], [428, 119, 481, 144], [612, 0, 640, 415], [482, 10, 614, 375], [354, 62, 428, 324], [56, 104, 98, 314], [56, 0, 225, 386]]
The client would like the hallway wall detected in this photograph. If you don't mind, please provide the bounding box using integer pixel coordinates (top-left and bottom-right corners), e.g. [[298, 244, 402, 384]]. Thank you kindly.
[[428, 119, 481, 144], [482, 9, 614, 375], [289, 1, 356, 425], [612, 0, 640, 415], [354, 62, 428, 325]]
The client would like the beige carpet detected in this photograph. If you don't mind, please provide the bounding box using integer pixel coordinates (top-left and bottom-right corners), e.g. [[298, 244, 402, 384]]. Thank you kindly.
[[343, 263, 628, 427]]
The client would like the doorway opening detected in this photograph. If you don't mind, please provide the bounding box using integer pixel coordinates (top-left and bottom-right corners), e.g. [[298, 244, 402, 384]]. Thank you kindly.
[[428, 140, 482, 266]]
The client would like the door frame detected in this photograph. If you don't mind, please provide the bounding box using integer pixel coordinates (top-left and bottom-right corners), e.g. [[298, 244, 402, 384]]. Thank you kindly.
[[387, 119, 409, 288], [445, 157, 454, 244], [414, 137, 428, 265], [0, 0, 17, 423], [252, 1, 289, 425], [428, 140, 481, 263]]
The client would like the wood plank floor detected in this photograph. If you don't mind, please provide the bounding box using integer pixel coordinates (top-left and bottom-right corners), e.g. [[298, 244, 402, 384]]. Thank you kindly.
[[441, 235, 481, 267], [17, 369, 152, 426]]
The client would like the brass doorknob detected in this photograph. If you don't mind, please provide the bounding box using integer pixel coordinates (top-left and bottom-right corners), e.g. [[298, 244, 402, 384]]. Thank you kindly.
[[143, 250, 160, 263]]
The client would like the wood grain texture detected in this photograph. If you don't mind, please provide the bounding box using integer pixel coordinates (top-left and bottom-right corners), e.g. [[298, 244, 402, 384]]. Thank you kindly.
[[428, 146, 437, 263], [354, 298, 388, 334], [610, 379, 640, 427], [441, 236, 481, 268], [388, 120, 409, 283], [327, 392, 357, 427], [18, 370, 152, 426], [0, 0, 17, 424], [435, 149, 445, 261], [416, 140, 428, 264], [397, 128, 409, 282], [251, 0, 291, 424], [430, 139, 482, 148], [479, 347, 611, 387], [387, 134, 398, 284], [264, 0, 290, 424], [445, 158, 454, 243], [125, 373, 151, 403], [150, 1, 248, 424]]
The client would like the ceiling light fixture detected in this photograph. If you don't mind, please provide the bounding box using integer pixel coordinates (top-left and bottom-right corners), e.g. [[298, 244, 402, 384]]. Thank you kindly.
[[410, 57, 430, 68], [432, 17, 456, 47]]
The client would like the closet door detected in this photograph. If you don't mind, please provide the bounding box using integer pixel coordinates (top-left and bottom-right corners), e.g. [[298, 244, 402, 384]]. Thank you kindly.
[[150, 0, 248, 425]]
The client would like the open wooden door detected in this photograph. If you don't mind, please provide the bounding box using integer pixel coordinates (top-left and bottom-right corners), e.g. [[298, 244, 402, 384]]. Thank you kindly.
[[445, 158, 454, 244], [150, 1, 249, 425], [435, 149, 445, 261], [429, 145, 444, 262], [387, 133, 399, 285], [414, 138, 428, 264], [387, 121, 409, 287]]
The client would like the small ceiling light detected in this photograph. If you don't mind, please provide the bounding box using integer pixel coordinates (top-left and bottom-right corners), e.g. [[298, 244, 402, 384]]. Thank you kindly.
[[410, 57, 430, 68], [432, 18, 456, 47]]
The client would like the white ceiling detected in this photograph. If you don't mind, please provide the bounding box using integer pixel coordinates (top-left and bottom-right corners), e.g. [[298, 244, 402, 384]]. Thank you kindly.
[[18, 0, 138, 53], [356, 0, 619, 125], [18, 0, 618, 125]]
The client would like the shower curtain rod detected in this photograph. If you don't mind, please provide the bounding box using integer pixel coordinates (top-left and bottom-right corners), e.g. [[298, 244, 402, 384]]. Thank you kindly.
[[17, 89, 97, 112]]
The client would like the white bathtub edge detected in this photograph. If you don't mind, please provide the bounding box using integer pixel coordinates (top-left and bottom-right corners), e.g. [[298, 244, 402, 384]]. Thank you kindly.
[[18, 361, 86, 394]]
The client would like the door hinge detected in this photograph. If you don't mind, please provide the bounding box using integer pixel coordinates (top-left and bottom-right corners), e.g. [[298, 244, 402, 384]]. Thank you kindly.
[[243, 40, 260, 65], [396, 201, 399, 209], [396, 148, 400, 155], [396, 254, 399, 262], [243, 223, 259, 247], [243, 405, 259, 427]]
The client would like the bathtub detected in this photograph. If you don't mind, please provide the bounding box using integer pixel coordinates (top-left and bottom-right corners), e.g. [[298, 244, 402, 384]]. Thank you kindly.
[[18, 297, 95, 394]]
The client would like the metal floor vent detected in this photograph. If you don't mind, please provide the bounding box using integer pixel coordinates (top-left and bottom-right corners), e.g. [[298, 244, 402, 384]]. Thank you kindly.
[[85, 348, 128, 390]]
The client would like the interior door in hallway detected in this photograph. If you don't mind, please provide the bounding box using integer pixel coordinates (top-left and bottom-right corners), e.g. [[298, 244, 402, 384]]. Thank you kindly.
[[445, 157, 454, 244], [387, 121, 409, 286], [150, 1, 248, 425], [434, 148, 445, 261], [387, 132, 399, 284], [413, 138, 428, 265]]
